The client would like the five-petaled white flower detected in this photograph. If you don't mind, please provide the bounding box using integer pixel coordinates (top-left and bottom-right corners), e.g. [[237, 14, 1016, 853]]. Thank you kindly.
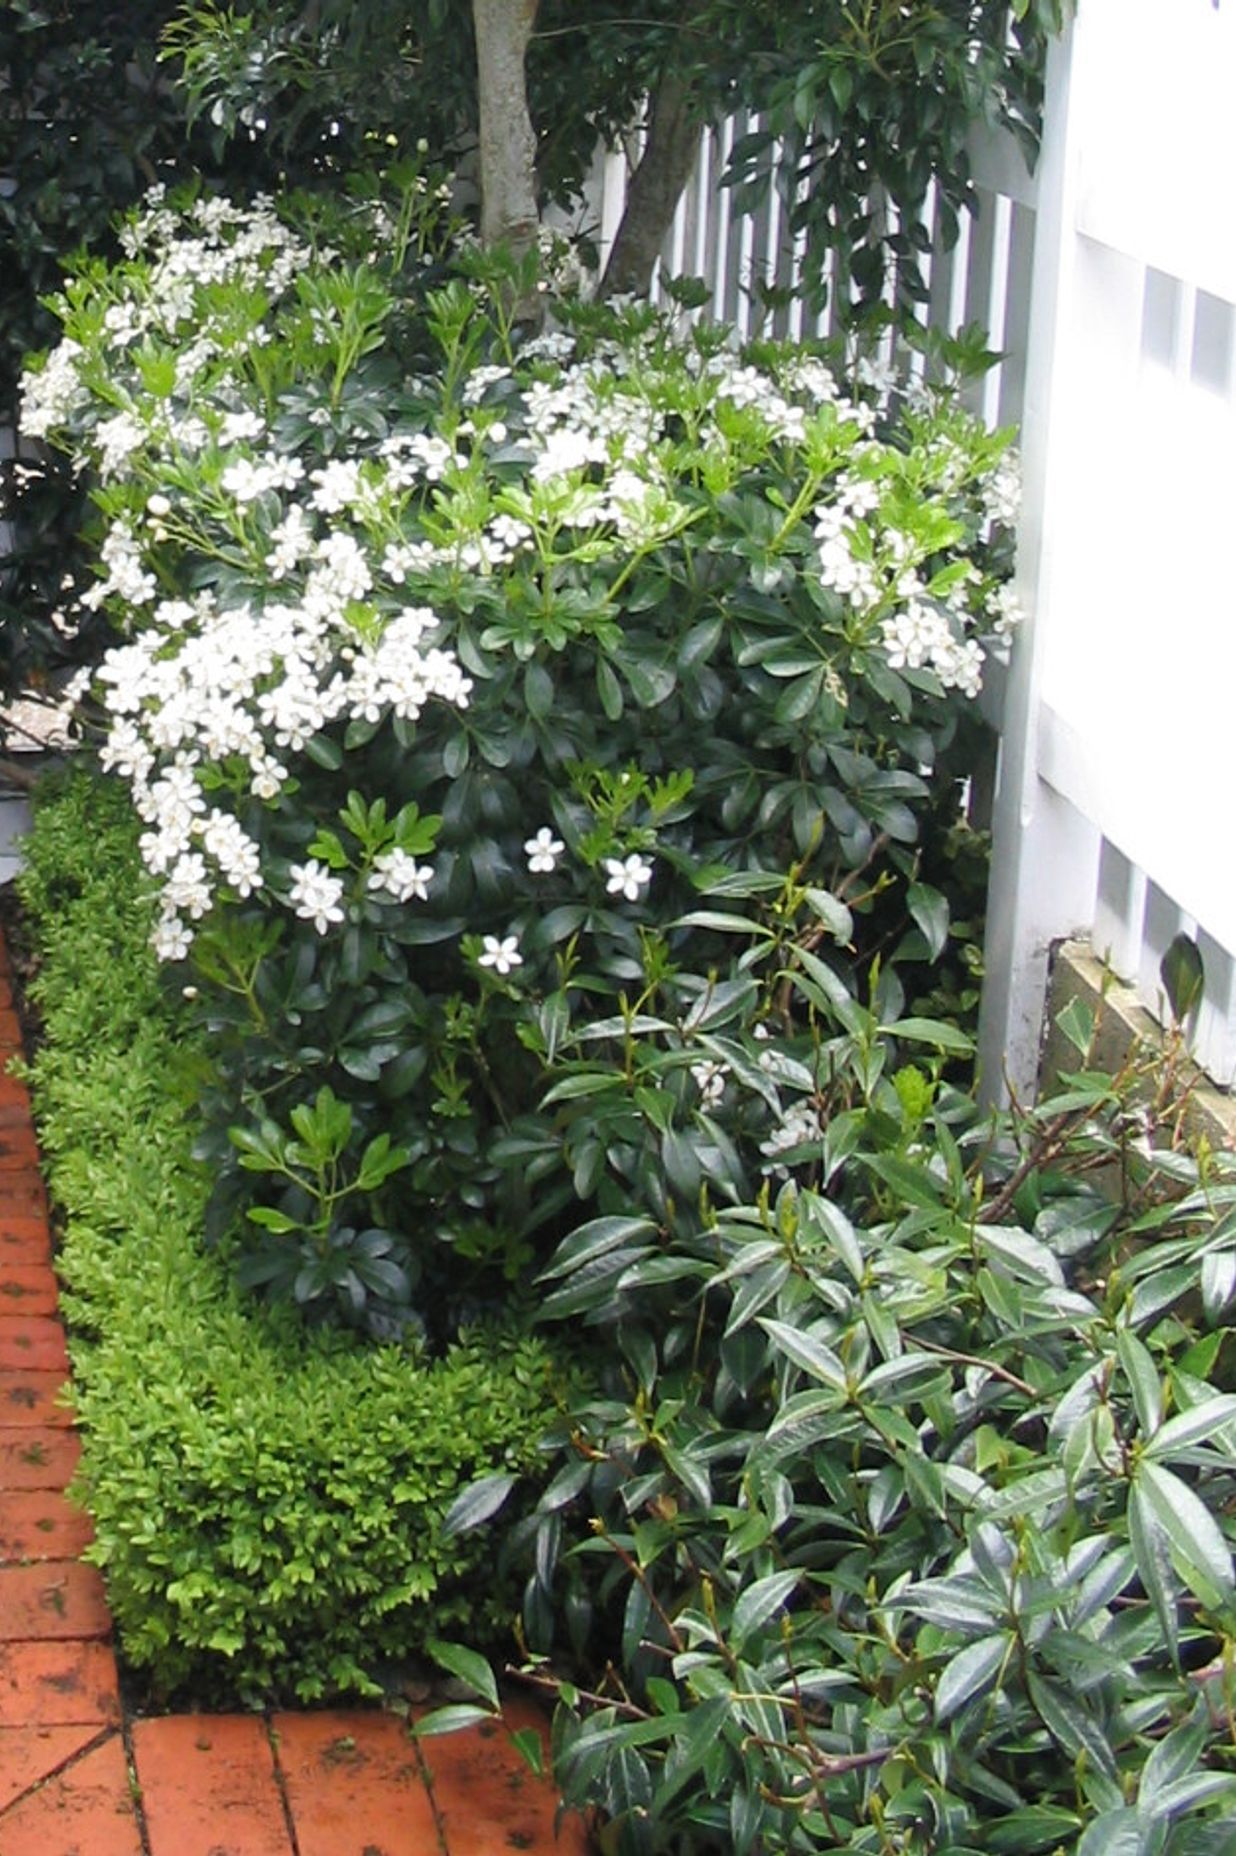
[[524, 826, 564, 874], [151, 914, 192, 962], [604, 853, 653, 901], [690, 1059, 727, 1107], [478, 933, 522, 976], [288, 859, 345, 934], [367, 849, 434, 904]]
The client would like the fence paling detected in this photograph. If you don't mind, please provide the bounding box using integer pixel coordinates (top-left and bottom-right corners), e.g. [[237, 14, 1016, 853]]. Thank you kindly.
[[598, 3, 1236, 1094], [987, 1, 1236, 1091]]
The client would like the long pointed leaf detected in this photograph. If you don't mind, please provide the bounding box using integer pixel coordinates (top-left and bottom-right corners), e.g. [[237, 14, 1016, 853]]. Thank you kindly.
[[1127, 1484, 1180, 1669], [730, 1571, 801, 1653], [1138, 1461, 1235, 1608], [1116, 1329, 1162, 1436], [539, 1216, 658, 1282], [758, 1318, 848, 1391], [935, 1632, 1011, 1722], [1143, 1394, 1236, 1460], [441, 1473, 516, 1537], [425, 1639, 499, 1709]]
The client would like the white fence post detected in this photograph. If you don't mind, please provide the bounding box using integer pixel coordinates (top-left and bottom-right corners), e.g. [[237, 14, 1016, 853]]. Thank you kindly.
[[977, 22, 1101, 1105]]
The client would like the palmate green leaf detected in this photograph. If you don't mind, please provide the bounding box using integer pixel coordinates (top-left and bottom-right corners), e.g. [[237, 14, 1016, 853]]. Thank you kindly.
[[1136, 1461, 1235, 1608], [935, 1631, 1011, 1722]]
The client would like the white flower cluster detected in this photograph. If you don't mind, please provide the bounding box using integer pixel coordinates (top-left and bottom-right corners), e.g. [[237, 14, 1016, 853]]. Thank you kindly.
[[96, 582, 470, 955], [805, 439, 1006, 694], [23, 186, 1023, 978], [983, 455, 1022, 528], [987, 581, 1025, 642], [760, 1099, 826, 1160], [119, 187, 314, 314], [879, 599, 984, 697], [81, 523, 157, 612], [18, 339, 88, 440], [22, 187, 314, 452]]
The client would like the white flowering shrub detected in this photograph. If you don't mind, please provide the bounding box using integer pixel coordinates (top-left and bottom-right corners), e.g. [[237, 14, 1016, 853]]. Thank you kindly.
[[24, 175, 1020, 1337]]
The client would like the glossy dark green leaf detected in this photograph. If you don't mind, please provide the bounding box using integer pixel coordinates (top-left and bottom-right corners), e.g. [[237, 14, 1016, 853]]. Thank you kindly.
[[1160, 932, 1205, 1024], [907, 881, 949, 960], [441, 1473, 517, 1537], [1137, 1461, 1234, 1607], [425, 1639, 499, 1709], [935, 1632, 1010, 1722]]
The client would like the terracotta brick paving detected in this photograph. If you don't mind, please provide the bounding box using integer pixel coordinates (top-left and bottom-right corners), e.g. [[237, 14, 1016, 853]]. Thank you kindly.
[[0, 932, 592, 1854]]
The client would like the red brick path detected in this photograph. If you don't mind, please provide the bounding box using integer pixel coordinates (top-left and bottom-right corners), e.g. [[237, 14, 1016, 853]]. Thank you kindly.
[[0, 935, 590, 1855]]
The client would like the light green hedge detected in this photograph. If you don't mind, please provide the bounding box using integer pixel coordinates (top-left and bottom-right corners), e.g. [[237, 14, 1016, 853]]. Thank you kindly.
[[20, 770, 562, 1702]]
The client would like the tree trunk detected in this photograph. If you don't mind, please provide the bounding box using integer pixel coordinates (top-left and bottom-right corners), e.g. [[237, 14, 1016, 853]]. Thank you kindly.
[[471, 0, 541, 255], [600, 75, 702, 299]]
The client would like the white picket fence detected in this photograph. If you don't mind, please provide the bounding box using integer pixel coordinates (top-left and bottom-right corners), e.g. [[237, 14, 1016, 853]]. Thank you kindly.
[[978, 0, 1236, 1096], [596, 0, 1236, 1095]]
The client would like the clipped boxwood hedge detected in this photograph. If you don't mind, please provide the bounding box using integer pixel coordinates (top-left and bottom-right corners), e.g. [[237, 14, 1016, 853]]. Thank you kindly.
[[18, 769, 563, 1702]]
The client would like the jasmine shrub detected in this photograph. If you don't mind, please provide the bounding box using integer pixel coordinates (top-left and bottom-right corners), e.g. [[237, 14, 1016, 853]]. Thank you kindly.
[[24, 172, 1019, 1336]]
